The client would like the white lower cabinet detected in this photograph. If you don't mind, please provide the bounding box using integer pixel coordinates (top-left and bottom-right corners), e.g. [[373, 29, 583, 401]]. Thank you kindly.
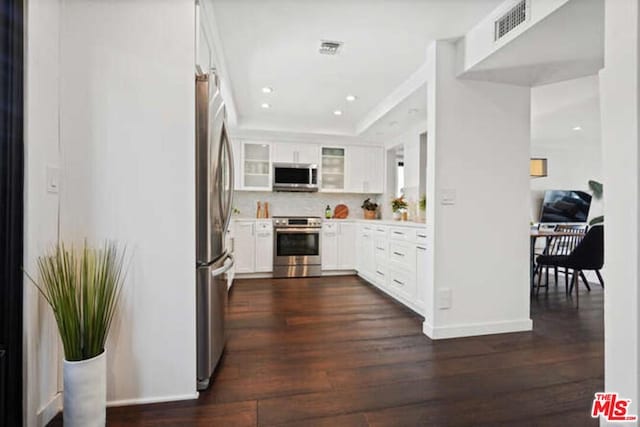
[[356, 224, 375, 278], [233, 221, 255, 273], [232, 220, 272, 273], [415, 243, 429, 321], [232, 218, 429, 319], [255, 222, 273, 272], [322, 221, 357, 271], [321, 223, 339, 270], [355, 223, 428, 316], [338, 222, 356, 270]]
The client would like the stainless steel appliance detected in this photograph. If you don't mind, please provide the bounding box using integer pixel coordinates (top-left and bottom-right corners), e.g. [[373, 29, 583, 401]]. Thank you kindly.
[[196, 70, 234, 391], [273, 216, 322, 278], [273, 163, 318, 192]]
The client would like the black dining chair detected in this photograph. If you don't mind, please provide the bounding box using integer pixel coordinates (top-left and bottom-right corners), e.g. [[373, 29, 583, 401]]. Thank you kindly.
[[534, 224, 587, 293], [535, 225, 604, 308]]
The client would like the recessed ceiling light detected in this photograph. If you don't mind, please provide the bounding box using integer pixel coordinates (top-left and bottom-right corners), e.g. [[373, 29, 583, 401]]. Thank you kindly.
[[261, 103, 271, 109], [333, 110, 343, 116], [573, 125, 583, 131], [346, 95, 357, 102], [262, 87, 274, 94]]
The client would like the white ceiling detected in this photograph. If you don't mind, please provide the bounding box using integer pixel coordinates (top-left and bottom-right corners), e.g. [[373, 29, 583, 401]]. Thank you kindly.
[[360, 83, 427, 142], [531, 74, 600, 145], [210, 0, 504, 136]]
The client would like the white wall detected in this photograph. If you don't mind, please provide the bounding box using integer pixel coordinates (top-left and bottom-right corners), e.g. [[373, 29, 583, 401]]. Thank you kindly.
[[383, 121, 427, 220], [23, 0, 63, 425], [424, 40, 532, 339], [57, 0, 197, 405], [233, 192, 375, 220], [600, 0, 640, 423], [530, 75, 603, 222]]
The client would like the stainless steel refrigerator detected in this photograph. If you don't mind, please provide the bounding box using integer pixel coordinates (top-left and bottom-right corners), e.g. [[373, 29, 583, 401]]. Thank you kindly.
[[195, 71, 234, 390]]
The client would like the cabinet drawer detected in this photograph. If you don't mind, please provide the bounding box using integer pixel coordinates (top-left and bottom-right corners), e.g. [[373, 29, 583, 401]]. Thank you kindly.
[[414, 229, 427, 245], [389, 241, 415, 268], [373, 264, 387, 286], [323, 222, 338, 234], [387, 265, 416, 300], [374, 225, 389, 238], [256, 221, 273, 231], [389, 227, 411, 242]]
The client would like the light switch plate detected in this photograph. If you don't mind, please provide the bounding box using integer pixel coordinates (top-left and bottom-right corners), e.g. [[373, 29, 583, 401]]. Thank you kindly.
[[440, 189, 456, 205], [437, 288, 452, 309], [46, 165, 60, 194]]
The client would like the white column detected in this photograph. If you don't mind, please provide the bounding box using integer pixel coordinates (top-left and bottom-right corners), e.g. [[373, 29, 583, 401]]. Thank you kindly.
[[600, 0, 640, 424], [423, 40, 532, 339]]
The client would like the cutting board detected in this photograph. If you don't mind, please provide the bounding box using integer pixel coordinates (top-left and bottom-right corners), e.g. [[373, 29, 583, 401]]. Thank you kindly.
[[333, 204, 349, 219]]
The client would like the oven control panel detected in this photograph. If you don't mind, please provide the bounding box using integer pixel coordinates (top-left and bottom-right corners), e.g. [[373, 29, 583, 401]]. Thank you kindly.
[[273, 217, 322, 228]]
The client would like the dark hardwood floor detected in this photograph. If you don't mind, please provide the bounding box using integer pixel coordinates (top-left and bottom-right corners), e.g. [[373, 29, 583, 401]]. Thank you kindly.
[[49, 275, 603, 426]]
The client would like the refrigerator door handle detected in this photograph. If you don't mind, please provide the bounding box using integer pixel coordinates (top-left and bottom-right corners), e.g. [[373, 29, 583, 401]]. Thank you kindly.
[[222, 131, 235, 233], [211, 254, 234, 277]]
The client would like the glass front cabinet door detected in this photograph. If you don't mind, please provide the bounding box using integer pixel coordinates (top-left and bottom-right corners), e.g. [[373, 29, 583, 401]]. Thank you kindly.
[[241, 141, 272, 191], [320, 147, 345, 192]]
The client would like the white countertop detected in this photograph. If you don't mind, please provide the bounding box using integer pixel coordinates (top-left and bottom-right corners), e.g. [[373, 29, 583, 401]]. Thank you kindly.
[[232, 217, 426, 228]]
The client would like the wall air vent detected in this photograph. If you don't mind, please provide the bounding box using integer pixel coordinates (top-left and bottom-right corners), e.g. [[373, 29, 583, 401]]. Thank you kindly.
[[494, 0, 528, 41], [319, 40, 343, 55]]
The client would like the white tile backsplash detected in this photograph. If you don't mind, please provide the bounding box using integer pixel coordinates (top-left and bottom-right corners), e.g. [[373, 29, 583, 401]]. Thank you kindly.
[[232, 191, 380, 219]]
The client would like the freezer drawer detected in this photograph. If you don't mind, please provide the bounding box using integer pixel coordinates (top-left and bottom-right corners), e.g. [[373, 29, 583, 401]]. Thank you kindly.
[[196, 254, 234, 390]]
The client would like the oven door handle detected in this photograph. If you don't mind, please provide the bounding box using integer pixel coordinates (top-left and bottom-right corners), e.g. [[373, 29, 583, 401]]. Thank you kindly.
[[274, 228, 321, 234]]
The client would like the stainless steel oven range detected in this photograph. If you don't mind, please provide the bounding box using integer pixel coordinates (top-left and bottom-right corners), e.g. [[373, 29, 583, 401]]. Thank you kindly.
[[273, 216, 322, 278]]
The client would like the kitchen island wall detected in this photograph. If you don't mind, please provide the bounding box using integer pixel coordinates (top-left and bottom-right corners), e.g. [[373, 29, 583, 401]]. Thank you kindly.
[[233, 191, 380, 219]]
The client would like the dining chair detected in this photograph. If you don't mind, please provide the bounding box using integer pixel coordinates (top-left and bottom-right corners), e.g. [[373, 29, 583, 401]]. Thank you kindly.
[[536, 225, 604, 308], [535, 224, 587, 294]]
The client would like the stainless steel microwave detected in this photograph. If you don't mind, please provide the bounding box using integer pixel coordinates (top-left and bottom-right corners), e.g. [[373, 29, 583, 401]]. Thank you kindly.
[[273, 163, 318, 192]]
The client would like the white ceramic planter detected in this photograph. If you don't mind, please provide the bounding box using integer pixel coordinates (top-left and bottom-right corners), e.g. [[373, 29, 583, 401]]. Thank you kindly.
[[63, 351, 106, 427]]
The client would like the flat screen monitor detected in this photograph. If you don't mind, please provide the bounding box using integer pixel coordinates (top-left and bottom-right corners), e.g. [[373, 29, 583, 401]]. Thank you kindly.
[[539, 190, 592, 223]]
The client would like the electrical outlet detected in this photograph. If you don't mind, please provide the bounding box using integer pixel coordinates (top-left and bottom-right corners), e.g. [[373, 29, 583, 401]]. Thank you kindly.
[[437, 288, 452, 309]]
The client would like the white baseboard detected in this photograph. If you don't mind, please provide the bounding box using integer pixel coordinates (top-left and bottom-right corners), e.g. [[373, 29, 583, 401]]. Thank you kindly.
[[37, 392, 62, 427], [235, 270, 357, 280], [423, 318, 533, 339], [107, 392, 198, 408]]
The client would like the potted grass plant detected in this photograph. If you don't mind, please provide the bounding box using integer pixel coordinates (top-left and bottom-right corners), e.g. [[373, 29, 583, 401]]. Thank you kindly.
[[26, 242, 127, 427]]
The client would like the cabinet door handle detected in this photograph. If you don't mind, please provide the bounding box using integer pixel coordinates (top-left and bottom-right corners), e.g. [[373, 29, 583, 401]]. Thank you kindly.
[[417, 246, 427, 251], [393, 251, 405, 257], [393, 279, 404, 286], [393, 231, 404, 235], [417, 233, 427, 238], [376, 270, 384, 276]]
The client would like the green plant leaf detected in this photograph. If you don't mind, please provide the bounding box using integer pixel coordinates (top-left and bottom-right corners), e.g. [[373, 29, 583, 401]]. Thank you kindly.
[[27, 241, 127, 361], [588, 180, 603, 200], [589, 215, 604, 226]]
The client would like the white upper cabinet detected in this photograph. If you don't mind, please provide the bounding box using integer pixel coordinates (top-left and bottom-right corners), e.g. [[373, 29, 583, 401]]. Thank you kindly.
[[347, 145, 384, 194], [320, 147, 346, 192], [273, 142, 319, 165], [240, 141, 272, 191]]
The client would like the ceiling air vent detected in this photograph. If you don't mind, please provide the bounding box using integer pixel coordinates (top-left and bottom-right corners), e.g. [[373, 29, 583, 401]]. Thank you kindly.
[[494, 0, 528, 41], [319, 40, 343, 55]]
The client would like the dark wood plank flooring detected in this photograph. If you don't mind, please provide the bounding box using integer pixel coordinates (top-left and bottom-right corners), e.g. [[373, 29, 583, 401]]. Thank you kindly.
[[49, 275, 603, 426]]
